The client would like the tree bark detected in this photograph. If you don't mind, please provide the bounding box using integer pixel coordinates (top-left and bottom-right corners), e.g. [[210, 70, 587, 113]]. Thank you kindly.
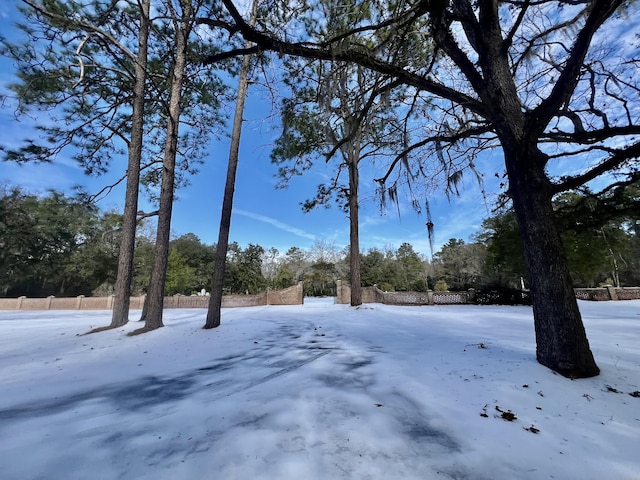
[[133, 2, 190, 335], [204, 0, 258, 329], [108, 0, 150, 329], [506, 145, 599, 378], [348, 155, 362, 306]]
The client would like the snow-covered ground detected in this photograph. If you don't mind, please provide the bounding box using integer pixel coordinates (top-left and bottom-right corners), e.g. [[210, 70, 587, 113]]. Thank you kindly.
[[0, 299, 638, 480]]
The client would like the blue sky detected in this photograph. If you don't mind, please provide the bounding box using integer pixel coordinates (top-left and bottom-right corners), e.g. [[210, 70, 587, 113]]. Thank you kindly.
[[0, 1, 501, 257]]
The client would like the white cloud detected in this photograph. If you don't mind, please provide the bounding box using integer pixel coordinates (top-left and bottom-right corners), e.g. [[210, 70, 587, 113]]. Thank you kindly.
[[1, 161, 74, 194], [234, 208, 317, 241]]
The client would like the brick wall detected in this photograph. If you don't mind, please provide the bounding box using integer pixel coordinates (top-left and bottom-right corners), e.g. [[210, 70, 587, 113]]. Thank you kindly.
[[267, 282, 304, 305], [575, 287, 640, 301], [433, 291, 469, 304], [0, 282, 304, 311], [336, 281, 640, 306], [616, 287, 640, 300], [163, 296, 210, 308], [2, 283, 637, 310], [383, 291, 432, 306], [221, 292, 267, 308]]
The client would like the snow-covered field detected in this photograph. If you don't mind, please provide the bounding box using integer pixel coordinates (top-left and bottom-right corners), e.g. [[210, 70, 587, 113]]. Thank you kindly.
[[0, 299, 638, 480]]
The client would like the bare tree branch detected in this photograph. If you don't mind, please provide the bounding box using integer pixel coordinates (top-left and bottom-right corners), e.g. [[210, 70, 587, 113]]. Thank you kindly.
[[205, 0, 488, 117], [375, 124, 494, 185], [552, 140, 640, 194], [528, 0, 624, 134]]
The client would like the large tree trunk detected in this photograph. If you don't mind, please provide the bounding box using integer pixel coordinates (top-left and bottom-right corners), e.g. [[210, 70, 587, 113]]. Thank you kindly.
[[132, 4, 190, 335], [348, 157, 362, 306], [107, 0, 150, 330], [204, 0, 257, 329], [506, 146, 599, 378]]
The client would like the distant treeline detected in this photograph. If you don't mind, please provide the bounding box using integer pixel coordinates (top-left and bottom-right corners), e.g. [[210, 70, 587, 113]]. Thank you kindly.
[[2, 185, 638, 298]]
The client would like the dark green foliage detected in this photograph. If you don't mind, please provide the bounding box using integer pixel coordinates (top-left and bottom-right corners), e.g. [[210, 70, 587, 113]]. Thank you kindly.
[[432, 238, 485, 290], [475, 214, 528, 289], [131, 236, 155, 294], [395, 242, 426, 291], [273, 264, 297, 290], [164, 248, 197, 296], [0, 184, 118, 296], [473, 288, 532, 306], [359, 248, 387, 287], [170, 233, 216, 293], [476, 187, 639, 289], [223, 243, 267, 295], [358, 244, 428, 292], [304, 260, 336, 297], [273, 247, 309, 288], [272, 246, 308, 289], [553, 188, 640, 287], [130, 232, 216, 296]]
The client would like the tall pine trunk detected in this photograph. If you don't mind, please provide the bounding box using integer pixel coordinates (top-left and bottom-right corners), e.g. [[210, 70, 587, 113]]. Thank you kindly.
[[133, 3, 190, 335], [204, 0, 257, 329], [348, 155, 362, 306], [108, 0, 150, 329], [506, 146, 599, 378]]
